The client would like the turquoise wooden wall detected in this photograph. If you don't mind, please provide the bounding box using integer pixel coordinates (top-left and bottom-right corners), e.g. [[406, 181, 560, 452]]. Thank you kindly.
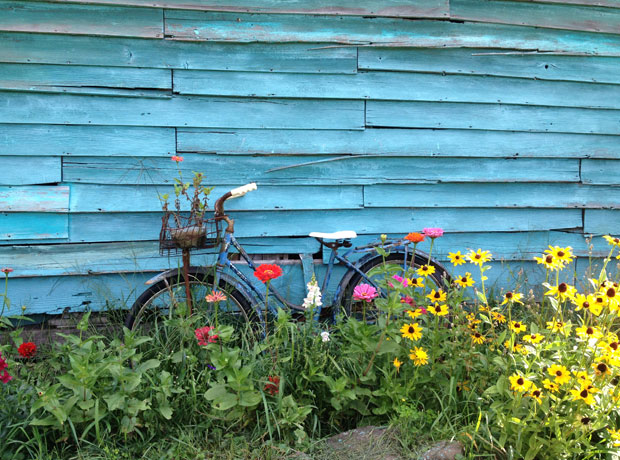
[[1, 0, 620, 315]]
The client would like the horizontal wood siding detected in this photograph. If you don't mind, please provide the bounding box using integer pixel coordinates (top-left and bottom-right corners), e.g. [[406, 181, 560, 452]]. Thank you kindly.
[[1, 0, 619, 315]]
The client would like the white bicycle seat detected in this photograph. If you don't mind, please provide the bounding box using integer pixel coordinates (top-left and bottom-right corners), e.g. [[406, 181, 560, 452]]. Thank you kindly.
[[309, 231, 357, 240]]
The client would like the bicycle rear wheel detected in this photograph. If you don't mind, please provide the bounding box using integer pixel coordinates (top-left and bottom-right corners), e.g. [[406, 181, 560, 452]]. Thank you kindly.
[[339, 252, 449, 321], [125, 269, 255, 331]]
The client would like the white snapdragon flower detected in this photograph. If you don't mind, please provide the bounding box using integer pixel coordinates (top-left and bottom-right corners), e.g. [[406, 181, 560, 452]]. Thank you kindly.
[[302, 275, 322, 310], [320, 331, 330, 342]]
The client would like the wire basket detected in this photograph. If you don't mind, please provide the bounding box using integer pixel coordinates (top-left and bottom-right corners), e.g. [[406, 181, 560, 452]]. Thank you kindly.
[[159, 213, 221, 255]]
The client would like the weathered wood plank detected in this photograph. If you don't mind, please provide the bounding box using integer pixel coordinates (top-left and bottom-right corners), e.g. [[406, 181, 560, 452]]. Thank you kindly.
[[451, 0, 620, 34], [68, 184, 363, 211], [177, 128, 620, 159], [0, 213, 68, 241], [174, 69, 620, 109], [43, 0, 450, 18], [1, 92, 364, 129], [0, 186, 69, 212], [164, 11, 620, 55], [326, 231, 609, 261], [0, 125, 175, 157], [0, 32, 357, 73], [584, 209, 620, 234], [62, 155, 580, 185], [364, 183, 620, 209], [366, 101, 620, 135], [68, 208, 583, 243], [0, 63, 171, 97], [513, 0, 620, 8], [0, 1, 163, 38], [2, 157, 61, 185], [581, 159, 620, 184], [358, 48, 620, 85], [0, 238, 321, 277]]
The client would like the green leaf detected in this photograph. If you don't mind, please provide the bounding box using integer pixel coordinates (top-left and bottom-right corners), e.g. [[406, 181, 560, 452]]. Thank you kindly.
[[135, 359, 160, 374], [158, 404, 173, 420], [105, 393, 126, 412], [238, 391, 261, 407]]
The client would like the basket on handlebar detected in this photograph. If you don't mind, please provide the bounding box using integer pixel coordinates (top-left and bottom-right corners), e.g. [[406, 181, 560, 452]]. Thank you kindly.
[[159, 213, 222, 255]]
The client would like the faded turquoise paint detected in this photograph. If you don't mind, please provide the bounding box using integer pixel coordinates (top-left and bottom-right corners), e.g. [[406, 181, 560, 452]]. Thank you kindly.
[[1, 0, 619, 316]]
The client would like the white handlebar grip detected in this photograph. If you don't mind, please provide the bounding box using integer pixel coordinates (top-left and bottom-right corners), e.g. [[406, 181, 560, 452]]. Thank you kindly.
[[230, 183, 257, 198]]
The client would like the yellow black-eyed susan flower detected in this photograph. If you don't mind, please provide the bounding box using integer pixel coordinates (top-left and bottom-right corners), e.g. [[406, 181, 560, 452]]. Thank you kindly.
[[509, 373, 532, 392], [466, 249, 492, 266], [406, 277, 425, 288], [416, 264, 435, 278], [426, 289, 446, 304], [406, 309, 423, 319], [429, 304, 449, 317], [527, 386, 543, 404], [509, 321, 527, 334], [471, 331, 485, 345], [448, 251, 466, 266], [545, 283, 577, 301], [571, 386, 597, 406], [523, 333, 543, 345], [491, 311, 506, 323], [573, 293, 602, 316], [603, 235, 620, 247], [393, 357, 402, 371], [400, 323, 422, 341], [573, 371, 592, 388], [602, 285, 620, 312], [548, 364, 571, 385], [501, 291, 523, 305], [454, 273, 475, 287], [593, 361, 611, 377], [542, 378, 559, 393], [575, 325, 603, 340], [534, 253, 563, 271], [409, 347, 428, 366], [545, 245, 574, 264]]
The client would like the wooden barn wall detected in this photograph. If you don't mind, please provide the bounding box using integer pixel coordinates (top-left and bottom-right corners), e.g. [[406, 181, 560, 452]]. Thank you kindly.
[[1, 0, 620, 314]]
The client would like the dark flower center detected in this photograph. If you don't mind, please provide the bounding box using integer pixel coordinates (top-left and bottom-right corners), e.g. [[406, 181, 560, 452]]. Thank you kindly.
[[533, 390, 541, 397], [607, 288, 616, 297], [611, 342, 618, 351], [408, 326, 414, 333], [558, 283, 567, 293], [517, 378, 524, 385], [475, 332, 481, 338], [506, 292, 513, 299], [558, 251, 565, 257], [586, 327, 594, 335], [583, 301, 590, 309], [434, 293, 440, 299], [556, 371, 563, 377], [581, 417, 591, 425], [615, 238, 620, 244], [580, 389, 588, 398], [461, 277, 467, 282], [597, 363, 608, 373], [475, 255, 481, 259], [545, 255, 553, 263]]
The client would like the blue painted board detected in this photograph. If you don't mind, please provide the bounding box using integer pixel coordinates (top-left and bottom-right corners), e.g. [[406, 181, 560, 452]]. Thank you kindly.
[[0, 125, 174, 157], [0, 63, 171, 97], [0, 186, 69, 212], [164, 11, 620, 55], [67, 184, 363, 211], [67, 208, 583, 243], [0, 238, 321, 277], [451, 0, 620, 34], [366, 101, 620, 135], [3, 156, 61, 185], [0, 32, 357, 73], [584, 210, 620, 234], [177, 128, 620, 159], [358, 47, 620, 85], [62, 155, 580, 185], [0, 1, 163, 38], [581, 159, 620, 185], [43, 0, 450, 18], [323, 231, 610, 262], [1, 92, 364, 129], [575, 258, 619, 291], [0, 213, 67, 240], [364, 183, 620, 209], [173, 69, 620, 109]]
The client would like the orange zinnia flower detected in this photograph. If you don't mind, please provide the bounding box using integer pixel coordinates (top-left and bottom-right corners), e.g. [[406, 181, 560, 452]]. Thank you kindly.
[[405, 232, 425, 243]]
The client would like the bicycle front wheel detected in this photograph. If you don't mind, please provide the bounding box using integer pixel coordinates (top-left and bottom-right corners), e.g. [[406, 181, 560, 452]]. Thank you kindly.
[[339, 252, 450, 320], [125, 269, 255, 331]]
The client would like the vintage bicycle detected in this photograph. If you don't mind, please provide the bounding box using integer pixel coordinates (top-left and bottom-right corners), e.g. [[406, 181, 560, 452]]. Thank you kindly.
[[125, 183, 449, 330]]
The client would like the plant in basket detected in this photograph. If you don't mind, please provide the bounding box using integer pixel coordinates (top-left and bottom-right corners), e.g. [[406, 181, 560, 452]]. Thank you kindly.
[[160, 155, 215, 250]]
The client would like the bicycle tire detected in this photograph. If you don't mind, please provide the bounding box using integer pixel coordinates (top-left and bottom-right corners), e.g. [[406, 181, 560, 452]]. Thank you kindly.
[[125, 269, 255, 331], [339, 251, 450, 319]]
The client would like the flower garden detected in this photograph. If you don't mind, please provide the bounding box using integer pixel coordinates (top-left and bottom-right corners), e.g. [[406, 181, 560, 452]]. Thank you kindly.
[[1, 232, 620, 459]]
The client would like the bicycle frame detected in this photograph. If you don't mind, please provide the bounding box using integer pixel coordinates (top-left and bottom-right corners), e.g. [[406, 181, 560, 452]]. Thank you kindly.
[[214, 231, 415, 321]]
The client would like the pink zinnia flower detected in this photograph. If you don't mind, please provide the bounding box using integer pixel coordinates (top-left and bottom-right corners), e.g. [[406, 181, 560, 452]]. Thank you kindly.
[[205, 291, 227, 303], [171, 155, 184, 162], [423, 228, 444, 239], [195, 326, 218, 345], [392, 274, 404, 283], [0, 370, 12, 384], [401, 296, 415, 306], [352, 284, 379, 302], [1, 268, 13, 274]]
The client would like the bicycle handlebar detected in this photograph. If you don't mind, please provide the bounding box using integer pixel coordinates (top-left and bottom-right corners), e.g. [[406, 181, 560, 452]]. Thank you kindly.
[[214, 183, 257, 217]]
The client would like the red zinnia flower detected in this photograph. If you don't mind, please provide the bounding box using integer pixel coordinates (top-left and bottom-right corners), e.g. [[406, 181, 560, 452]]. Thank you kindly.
[[18, 342, 36, 359], [0, 370, 12, 384], [171, 155, 184, 162], [264, 375, 280, 395], [195, 326, 218, 346], [405, 232, 425, 243], [1, 268, 13, 274], [254, 264, 283, 283]]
